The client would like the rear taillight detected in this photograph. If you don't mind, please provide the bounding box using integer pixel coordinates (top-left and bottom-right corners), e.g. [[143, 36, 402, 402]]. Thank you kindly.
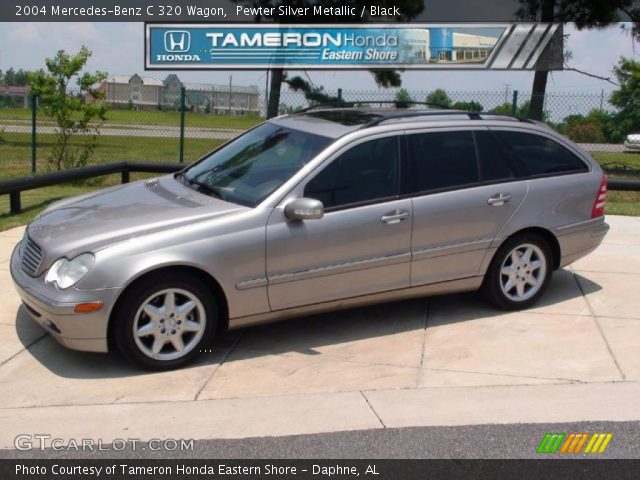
[[591, 175, 607, 218]]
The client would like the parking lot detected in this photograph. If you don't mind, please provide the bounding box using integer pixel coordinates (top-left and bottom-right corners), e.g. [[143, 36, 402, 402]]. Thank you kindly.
[[1, 215, 639, 449]]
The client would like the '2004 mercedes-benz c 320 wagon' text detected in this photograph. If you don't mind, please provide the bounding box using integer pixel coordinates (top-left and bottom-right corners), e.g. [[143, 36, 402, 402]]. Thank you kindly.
[[11, 107, 609, 369]]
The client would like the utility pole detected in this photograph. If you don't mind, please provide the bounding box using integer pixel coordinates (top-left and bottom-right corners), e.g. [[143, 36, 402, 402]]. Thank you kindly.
[[228, 75, 232, 115], [264, 70, 269, 118], [503, 84, 511, 104]]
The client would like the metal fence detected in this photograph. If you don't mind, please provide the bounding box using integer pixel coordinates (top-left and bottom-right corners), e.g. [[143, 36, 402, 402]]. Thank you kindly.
[[1, 86, 639, 215]]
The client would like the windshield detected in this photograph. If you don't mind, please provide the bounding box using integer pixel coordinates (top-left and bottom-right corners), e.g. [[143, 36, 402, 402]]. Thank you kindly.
[[182, 123, 332, 207]]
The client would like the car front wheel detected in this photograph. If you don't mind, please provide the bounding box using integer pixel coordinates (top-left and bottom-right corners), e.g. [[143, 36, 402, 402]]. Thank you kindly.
[[481, 233, 552, 310], [114, 274, 217, 370]]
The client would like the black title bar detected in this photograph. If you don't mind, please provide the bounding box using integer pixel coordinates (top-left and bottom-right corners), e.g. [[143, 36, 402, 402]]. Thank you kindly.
[[4, 0, 638, 23], [2, 459, 640, 480]]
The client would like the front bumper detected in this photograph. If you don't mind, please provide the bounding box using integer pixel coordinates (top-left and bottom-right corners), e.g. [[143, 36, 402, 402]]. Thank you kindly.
[[10, 243, 122, 353]]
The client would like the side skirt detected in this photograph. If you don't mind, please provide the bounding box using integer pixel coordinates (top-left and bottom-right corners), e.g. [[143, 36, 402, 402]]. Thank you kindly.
[[228, 276, 483, 330]]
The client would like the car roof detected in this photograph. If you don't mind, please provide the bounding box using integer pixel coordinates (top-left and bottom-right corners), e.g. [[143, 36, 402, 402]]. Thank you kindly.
[[269, 107, 542, 139]]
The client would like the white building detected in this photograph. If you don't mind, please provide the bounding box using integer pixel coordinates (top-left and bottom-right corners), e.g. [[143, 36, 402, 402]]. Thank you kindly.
[[101, 74, 260, 115]]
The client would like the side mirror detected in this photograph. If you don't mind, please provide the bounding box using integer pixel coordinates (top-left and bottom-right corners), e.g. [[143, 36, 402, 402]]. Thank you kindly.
[[284, 198, 324, 221]]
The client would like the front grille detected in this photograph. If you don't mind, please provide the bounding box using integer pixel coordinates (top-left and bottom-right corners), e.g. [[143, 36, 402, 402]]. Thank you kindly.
[[21, 235, 44, 276]]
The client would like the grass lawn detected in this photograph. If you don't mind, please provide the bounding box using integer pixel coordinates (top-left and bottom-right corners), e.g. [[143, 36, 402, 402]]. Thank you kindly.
[[0, 107, 263, 130], [0, 132, 223, 178], [592, 151, 640, 175]]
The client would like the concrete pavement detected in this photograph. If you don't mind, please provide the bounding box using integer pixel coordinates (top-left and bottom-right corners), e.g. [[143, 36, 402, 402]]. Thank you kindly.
[[0, 216, 639, 449]]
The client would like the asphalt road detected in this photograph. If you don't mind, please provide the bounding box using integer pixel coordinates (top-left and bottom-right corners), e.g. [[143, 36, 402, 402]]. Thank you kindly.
[[0, 123, 244, 140], [2, 421, 638, 459], [0, 123, 632, 152]]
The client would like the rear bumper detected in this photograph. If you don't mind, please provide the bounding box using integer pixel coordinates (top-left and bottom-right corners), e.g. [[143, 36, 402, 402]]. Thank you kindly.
[[10, 243, 121, 353], [556, 217, 609, 268]]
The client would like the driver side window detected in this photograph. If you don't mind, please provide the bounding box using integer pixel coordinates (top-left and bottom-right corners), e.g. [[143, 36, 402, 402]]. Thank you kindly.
[[304, 136, 400, 210]]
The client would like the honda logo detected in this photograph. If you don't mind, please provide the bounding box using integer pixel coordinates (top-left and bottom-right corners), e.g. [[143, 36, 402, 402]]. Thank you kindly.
[[164, 31, 190, 53]]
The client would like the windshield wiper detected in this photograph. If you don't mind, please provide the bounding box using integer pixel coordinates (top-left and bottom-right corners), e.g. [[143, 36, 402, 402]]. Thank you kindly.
[[186, 178, 224, 199]]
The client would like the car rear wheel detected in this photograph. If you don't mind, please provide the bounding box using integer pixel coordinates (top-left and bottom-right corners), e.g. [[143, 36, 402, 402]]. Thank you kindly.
[[481, 233, 552, 310], [114, 274, 217, 370]]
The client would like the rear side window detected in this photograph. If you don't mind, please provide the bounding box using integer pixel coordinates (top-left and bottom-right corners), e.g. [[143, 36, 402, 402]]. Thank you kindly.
[[304, 136, 399, 209], [475, 131, 516, 182], [495, 131, 588, 176], [405, 131, 478, 192]]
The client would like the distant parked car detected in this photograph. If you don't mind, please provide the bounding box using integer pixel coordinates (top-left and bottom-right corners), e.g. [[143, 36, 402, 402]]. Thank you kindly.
[[624, 133, 640, 150], [11, 107, 609, 370]]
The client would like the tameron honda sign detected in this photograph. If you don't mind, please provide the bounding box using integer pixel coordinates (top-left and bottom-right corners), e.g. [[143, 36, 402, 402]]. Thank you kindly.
[[145, 23, 562, 70]]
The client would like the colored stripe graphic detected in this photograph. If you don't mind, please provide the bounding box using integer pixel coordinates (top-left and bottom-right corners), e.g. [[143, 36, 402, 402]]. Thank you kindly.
[[537, 433, 566, 453], [559, 433, 588, 453], [537, 433, 613, 454], [584, 433, 613, 454]]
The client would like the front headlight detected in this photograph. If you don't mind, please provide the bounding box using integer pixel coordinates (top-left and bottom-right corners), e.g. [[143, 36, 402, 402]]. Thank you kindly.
[[45, 253, 94, 289]]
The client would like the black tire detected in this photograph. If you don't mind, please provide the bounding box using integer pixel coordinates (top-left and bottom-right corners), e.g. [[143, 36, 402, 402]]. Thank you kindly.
[[113, 273, 218, 370], [481, 233, 553, 310]]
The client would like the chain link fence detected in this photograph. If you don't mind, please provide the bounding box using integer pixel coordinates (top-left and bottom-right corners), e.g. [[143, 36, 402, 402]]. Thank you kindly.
[[1, 86, 639, 216]]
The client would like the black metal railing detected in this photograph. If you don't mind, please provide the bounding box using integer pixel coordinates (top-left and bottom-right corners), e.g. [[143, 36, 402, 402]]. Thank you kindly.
[[0, 161, 184, 214], [608, 178, 640, 192]]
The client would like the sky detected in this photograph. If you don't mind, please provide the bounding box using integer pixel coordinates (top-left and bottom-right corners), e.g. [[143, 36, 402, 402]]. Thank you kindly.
[[0, 22, 638, 95]]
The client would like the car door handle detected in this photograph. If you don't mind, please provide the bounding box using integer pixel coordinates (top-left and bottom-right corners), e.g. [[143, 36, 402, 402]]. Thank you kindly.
[[487, 193, 512, 206], [381, 209, 410, 224]]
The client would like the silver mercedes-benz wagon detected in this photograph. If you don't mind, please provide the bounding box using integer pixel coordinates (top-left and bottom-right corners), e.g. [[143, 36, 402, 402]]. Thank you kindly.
[[11, 107, 609, 369]]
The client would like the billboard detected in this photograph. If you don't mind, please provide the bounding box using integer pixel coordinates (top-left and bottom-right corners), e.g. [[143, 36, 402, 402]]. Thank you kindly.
[[145, 23, 562, 70]]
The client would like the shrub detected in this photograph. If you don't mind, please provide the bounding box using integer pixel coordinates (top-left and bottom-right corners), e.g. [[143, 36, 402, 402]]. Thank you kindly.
[[567, 123, 605, 143], [452, 101, 483, 112]]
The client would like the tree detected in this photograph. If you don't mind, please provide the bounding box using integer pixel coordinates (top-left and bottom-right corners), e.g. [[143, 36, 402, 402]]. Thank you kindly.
[[426, 89, 452, 107], [284, 75, 344, 107], [235, 0, 424, 118], [1, 67, 33, 86], [394, 88, 413, 106], [516, 0, 640, 120], [29, 46, 107, 171], [451, 100, 483, 112], [610, 56, 640, 138], [555, 108, 622, 143]]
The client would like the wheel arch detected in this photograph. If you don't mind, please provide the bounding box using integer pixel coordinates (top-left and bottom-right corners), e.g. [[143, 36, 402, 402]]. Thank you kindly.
[[495, 226, 561, 270], [107, 265, 229, 352]]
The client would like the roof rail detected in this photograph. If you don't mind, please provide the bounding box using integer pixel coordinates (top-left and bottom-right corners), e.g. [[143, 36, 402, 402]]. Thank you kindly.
[[296, 100, 451, 113], [359, 110, 535, 129], [293, 102, 538, 128]]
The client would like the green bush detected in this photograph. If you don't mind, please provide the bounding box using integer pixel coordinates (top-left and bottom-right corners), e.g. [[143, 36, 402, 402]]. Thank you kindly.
[[554, 109, 624, 144], [451, 101, 483, 112], [567, 123, 605, 143]]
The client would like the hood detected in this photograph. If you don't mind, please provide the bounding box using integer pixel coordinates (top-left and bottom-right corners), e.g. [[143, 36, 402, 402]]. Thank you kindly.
[[27, 175, 245, 270]]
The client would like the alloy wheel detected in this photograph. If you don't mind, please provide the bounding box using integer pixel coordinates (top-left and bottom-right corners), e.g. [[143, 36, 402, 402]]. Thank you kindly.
[[132, 288, 206, 361], [499, 243, 547, 302]]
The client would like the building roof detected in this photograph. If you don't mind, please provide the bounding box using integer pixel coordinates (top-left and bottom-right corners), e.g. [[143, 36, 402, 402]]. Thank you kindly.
[[0, 85, 29, 94], [104, 74, 259, 94], [106, 75, 164, 86], [182, 82, 259, 94]]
